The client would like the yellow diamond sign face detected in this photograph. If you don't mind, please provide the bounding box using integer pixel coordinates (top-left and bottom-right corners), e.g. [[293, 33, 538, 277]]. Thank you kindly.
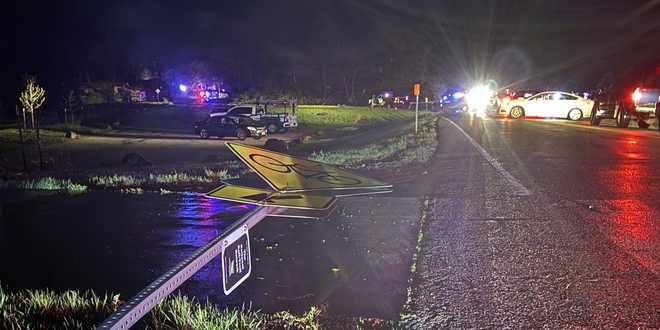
[[226, 143, 392, 193], [207, 184, 336, 210]]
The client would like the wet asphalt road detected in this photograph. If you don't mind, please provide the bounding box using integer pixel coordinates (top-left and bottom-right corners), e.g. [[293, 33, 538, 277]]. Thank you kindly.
[[405, 115, 659, 329]]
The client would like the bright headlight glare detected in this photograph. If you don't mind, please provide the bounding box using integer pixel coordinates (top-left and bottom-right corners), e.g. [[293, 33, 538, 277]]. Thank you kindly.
[[465, 85, 493, 111]]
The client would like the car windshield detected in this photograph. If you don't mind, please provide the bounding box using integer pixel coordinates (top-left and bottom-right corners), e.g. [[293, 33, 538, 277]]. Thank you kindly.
[[5, 2, 660, 329]]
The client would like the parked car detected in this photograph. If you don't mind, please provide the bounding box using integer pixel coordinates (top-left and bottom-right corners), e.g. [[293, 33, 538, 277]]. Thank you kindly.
[[393, 95, 410, 109], [500, 91, 594, 120], [194, 115, 267, 140], [210, 104, 297, 134], [590, 71, 660, 130]]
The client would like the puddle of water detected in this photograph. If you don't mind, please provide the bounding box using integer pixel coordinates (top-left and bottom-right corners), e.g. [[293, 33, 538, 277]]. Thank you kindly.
[[0, 191, 410, 319], [0, 191, 251, 303]]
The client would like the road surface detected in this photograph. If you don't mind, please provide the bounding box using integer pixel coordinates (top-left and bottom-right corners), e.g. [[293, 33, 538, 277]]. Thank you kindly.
[[404, 115, 659, 328]]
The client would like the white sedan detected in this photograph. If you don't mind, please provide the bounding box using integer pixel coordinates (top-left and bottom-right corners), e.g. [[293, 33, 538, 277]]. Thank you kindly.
[[501, 91, 595, 120]]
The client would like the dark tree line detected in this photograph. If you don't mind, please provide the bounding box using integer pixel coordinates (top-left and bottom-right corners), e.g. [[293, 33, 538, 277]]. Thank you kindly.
[[4, 0, 660, 116]]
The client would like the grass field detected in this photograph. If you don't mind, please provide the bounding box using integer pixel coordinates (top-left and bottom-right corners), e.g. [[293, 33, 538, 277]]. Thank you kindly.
[[275, 105, 416, 129], [0, 129, 68, 152], [309, 115, 438, 166], [16, 105, 418, 137]]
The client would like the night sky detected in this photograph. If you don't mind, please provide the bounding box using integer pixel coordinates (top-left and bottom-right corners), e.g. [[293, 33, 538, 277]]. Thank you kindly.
[[3, 0, 660, 109]]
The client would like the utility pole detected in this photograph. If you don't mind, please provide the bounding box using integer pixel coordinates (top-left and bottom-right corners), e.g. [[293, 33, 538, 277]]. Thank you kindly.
[[35, 108, 43, 169], [413, 83, 421, 134]]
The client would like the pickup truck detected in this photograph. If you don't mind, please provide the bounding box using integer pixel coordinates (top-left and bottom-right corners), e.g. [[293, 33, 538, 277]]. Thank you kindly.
[[210, 104, 298, 134], [590, 70, 660, 131]]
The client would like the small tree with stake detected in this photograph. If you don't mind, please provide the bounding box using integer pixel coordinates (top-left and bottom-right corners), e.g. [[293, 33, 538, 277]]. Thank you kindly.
[[19, 77, 46, 129], [19, 77, 46, 169]]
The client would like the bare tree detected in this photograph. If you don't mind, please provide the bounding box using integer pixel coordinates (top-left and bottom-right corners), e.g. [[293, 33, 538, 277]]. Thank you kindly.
[[19, 77, 46, 129], [62, 90, 77, 124], [343, 68, 359, 104]]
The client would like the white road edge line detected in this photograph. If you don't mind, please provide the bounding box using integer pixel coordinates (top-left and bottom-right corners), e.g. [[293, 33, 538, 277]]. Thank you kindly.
[[443, 117, 531, 196]]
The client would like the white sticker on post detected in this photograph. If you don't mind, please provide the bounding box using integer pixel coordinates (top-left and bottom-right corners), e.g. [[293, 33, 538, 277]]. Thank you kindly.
[[221, 225, 251, 295]]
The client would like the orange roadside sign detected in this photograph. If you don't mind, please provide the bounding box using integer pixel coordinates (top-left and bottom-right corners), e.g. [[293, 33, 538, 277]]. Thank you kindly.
[[413, 83, 421, 96]]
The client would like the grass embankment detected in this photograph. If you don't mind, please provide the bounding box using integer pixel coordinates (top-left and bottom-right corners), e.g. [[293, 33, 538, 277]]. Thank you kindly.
[[276, 105, 416, 130], [0, 128, 68, 152], [46, 123, 112, 135], [1, 106, 428, 192], [1, 106, 413, 148], [309, 116, 437, 167], [0, 287, 394, 329]]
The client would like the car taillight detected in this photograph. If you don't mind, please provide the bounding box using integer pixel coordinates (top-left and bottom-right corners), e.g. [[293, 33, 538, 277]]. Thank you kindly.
[[632, 88, 642, 103]]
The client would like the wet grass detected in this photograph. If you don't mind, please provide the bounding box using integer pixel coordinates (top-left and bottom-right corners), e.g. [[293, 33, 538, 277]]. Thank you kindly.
[[0, 286, 327, 329], [1, 168, 236, 194], [0, 285, 400, 329], [89, 174, 141, 187], [89, 168, 236, 188], [14, 177, 88, 193], [269, 306, 322, 329], [310, 135, 408, 165], [147, 294, 267, 329], [0, 286, 120, 329]]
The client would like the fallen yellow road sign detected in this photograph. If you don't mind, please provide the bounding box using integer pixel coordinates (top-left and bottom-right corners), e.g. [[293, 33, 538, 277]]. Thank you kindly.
[[226, 143, 392, 193], [207, 184, 336, 210]]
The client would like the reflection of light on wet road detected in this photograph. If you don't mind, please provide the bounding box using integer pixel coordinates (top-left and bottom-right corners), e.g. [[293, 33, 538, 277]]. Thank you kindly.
[[598, 153, 659, 273], [172, 192, 254, 247], [604, 199, 658, 272], [163, 192, 255, 294], [176, 192, 251, 222], [615, 136, 648, 160]]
